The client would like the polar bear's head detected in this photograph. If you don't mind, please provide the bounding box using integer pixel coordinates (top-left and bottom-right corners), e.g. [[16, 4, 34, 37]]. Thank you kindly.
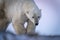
[[25, 8, 41, 26], [23, 2, 41, 26]]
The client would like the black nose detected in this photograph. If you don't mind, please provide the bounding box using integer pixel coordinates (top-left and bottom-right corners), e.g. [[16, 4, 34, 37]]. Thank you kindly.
[[35, 23, 38, 25]]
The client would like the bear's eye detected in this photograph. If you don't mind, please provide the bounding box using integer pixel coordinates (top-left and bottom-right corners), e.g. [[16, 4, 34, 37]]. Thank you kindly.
[[38, 16, 40, 18], [32, 16, 34, 18]]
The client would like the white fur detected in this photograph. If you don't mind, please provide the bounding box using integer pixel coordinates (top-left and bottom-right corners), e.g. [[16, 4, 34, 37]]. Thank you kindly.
[[0, 0, 41, 34]]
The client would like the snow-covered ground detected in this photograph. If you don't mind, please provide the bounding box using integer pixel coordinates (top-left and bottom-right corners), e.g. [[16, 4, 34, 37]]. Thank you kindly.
[[7, 0, 60, 35], [1, 32, 60, 40]]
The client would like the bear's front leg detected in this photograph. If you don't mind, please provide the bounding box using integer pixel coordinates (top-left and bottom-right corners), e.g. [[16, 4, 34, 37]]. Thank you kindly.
[[12, 14, 27, 35], [12, 20, 26, 35], [26, 20, 37, 35]]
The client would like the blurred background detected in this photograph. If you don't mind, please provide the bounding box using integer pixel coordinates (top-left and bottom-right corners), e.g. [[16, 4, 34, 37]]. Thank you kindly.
[[6, 0, 60, 35]]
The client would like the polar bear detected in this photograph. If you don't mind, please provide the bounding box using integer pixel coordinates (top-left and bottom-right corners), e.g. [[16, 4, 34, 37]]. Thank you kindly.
[[0, 0, 41, 35]]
